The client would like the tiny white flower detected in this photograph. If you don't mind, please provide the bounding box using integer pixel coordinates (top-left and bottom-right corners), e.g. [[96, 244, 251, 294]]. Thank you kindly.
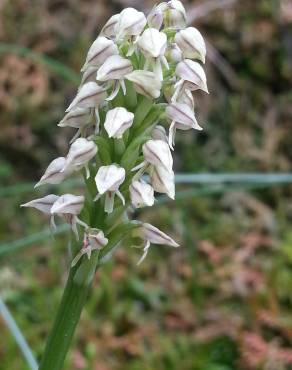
[[177, 89, 194, 110], [35, 157, 70, 188], [125, 70, 161, 99], [21, 194, 59, 215], [96, 55, 133, 101], [81, 36, 118, 72], [51, 194, 84, 216], [151, 125, 168, 142], [166, 102, 202, 149], [130, 180, 154, 208], [138, 28, 168, 80], [115, 8, 147, 40], [66, 82, 106, 112], [150, 165, 175, 199], [104, 107, 134, 139], [137, 222, 179, 264], [143, 139, 173, 172], [62, 138, 98, 178], [138, 28, 167, 59], [175, 27, 206, 63], [147, 6, 164, 30], [100, 14, 120, 39], [163, 0, 186, 29], [173, 59, 208, 101], [80, 66, 99, 87], [51, 194, 86, 240], [71, 228, 108, 267], [58, 107, 91, 129], [94, 164, 126, 214]]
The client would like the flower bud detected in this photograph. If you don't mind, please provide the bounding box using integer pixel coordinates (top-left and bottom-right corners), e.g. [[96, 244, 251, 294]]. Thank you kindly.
[[175, 27, 206, 63], [50, 194, 84, 216], [58, 107, 91, 129], [100, 14, 120, 39], [66, 82, 106, 112], [150, 165, 175, 199], [151, 125, 168, 142], [138, 28, 167, 59], [176, 59, 208, 93], [143, 139, 173, 172], [96, 55, 133, 82], [21, 194, 59, 214], [115, 8, 147, 40], [35, 157, 70, 188], [164, 0, 186, 29], [81, 36, 118, 72], [147, 7, 164, 29], [125, 70, 161, 99], [104, 107, 134, 139], [130, 180, 154, 208], [63, 138, 97, 174]]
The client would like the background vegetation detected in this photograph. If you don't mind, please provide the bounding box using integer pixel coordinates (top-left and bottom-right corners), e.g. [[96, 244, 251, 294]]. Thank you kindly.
[[0, 0, 292, 369]]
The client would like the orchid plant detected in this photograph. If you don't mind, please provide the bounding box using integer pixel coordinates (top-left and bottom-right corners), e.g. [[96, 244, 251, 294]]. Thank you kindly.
[[21, 1, 208, 368]]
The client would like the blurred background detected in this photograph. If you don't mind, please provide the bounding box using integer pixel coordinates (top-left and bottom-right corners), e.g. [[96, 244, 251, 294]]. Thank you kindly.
[[0, 0, 292, 369]]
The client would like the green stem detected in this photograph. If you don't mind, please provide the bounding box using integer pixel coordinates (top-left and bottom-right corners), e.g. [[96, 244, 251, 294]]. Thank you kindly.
[[39, 256, 98, 370]]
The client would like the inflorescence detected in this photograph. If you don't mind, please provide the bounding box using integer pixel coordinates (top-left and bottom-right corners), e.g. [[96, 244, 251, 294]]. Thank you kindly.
[[21, 1, 208, 265]]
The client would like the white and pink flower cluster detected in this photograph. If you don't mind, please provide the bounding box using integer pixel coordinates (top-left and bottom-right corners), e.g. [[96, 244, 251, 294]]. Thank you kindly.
[[21, 1, 208, 265]]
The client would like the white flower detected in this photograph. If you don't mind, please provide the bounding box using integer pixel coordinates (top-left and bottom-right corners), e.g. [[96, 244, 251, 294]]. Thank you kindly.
[[96, 55, 133, 101], [58, 107, 91, 129], [80, 66, 99, 87], [151, 125, 168, 142], [147, 6, 164, 29], [66, 82, 106, 112], [163, 0, 186, 29], [173, 59, 208, 101], [175, 27, 206, 63], [137, 28, 168, 80], [51, 194, 84, 215], [130, 180, 154, 208], [115, 8, 147, 40], [50, 194, 87, 240], [143, 139, 173, 172], [125, 70, 161, 99], [100, 14, 120, 39], [81, 36, 118, 72], [21, 194, 59, 215], [150, 165, 175, 199], [177, 89, 194, 109], [104, 107, 134, 139], [35, 157, 70, 188], [62, 138, 98, 178], [71, 228, 108, 267], [94, 164, 126, 213], [138, 28, 167, 58], [137, 222, 179, 264], [166, 102, 202, 149]]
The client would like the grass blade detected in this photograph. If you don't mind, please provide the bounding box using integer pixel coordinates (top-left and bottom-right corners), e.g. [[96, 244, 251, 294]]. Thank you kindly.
[[0, 296, 38, 370]]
